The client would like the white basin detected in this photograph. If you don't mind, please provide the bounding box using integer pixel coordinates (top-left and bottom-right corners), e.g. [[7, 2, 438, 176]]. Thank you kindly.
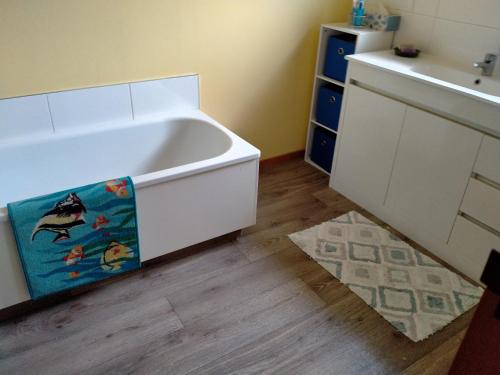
[[346, 51, 500, 107], [412, 64, 500, 97]]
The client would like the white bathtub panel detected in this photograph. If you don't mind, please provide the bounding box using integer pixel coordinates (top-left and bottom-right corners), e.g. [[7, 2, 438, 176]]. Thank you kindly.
[[137, 160, 258, 261], [48, 84, 133, 131], [0, 220, 30, 309], [130, 75, 199, 118], [0, 95, 53, 141]]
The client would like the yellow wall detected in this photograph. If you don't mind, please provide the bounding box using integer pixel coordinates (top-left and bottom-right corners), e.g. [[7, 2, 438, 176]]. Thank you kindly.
[[0, 0, 350, 159]]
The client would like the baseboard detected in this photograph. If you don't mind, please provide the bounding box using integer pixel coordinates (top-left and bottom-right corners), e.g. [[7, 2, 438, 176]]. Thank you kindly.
[[259, 150, 305, 172]]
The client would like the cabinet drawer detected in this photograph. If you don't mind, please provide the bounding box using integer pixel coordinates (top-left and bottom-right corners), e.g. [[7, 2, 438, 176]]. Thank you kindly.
[[461, 178, 500, 232], [474, 135, 500, 184], [448, 216, 500, 282]]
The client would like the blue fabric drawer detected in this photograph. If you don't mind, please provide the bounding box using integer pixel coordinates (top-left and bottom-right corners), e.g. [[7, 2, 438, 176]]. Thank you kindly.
[[316, 86, 343, 131], [310, 126, 336, 173], [324, 34, 356, 82]]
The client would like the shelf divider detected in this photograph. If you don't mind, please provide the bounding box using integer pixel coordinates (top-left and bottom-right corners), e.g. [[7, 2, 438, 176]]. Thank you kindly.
[[311, 120, 338, 134], [316, 74, 345, 88]]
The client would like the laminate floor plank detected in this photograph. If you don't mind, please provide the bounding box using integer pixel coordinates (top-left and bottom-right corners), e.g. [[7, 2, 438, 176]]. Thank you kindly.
[[81, 278, 326, 375], [139, 242, 249, 296], [186, 294, 369, 375], [167, 246, 319, 325], [0, 297, 183, 375]]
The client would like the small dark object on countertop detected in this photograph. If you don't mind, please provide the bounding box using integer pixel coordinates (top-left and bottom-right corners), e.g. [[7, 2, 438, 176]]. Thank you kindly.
[[394, 47, 421, 58]]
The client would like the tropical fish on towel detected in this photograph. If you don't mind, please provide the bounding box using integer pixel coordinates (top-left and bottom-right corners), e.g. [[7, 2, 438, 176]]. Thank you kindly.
[[92, 215, 110, 230], [100, 241, 134, 271], [105, 179, 129, 198], [31, 193, 87, 243], [64, 245, 85, 266]]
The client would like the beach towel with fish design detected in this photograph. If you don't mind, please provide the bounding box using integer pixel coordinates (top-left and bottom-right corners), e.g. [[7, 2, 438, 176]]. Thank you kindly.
[[7, 177, 141, 299]]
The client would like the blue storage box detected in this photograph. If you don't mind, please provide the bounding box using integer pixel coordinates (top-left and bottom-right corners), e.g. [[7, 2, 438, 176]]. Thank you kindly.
[[310, 126, 336, 173], [324, 34, 356, 82], [316, 86, 343, 131]]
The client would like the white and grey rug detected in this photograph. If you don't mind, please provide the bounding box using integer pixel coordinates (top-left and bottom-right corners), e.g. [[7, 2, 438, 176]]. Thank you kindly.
[[289, 211, 484, 342]]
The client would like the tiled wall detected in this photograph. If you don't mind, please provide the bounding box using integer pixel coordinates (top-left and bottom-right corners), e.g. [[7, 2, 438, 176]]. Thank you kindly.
[[372, 0, 500, 69], [0, 75, 199, 142]]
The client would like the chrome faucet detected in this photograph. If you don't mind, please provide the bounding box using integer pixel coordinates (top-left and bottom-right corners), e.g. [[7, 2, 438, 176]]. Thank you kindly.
[[473, 53, 497, 76]]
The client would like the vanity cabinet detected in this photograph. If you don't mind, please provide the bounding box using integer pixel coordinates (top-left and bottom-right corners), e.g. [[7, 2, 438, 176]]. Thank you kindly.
[[335, 87, 482, 245], [385, 107, 482, 244], [334, 85, 406, 213], [332, 69, 499, 282]]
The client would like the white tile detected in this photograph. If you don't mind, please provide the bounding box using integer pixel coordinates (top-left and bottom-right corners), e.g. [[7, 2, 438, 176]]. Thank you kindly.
[[394, 12, 436, 51], [438, 0, 500, 29], [379, 0, 415, 11], [0, 94, 53, 141], [130, 75, 199, 118], [48, 84, 132, 131], [429, 19, 500, 66], [413, 0, 440, 16]]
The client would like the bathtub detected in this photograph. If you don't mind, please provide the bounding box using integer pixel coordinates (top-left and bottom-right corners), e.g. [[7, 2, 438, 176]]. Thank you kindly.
[[0, 105, 260, 310]]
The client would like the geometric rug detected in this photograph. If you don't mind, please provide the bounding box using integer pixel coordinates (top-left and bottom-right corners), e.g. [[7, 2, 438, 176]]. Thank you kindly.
[[288, 211, 484, 342]]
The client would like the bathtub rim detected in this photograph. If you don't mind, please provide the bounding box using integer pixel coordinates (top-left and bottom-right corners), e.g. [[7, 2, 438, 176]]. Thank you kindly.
[[0, 109, 260, 222]]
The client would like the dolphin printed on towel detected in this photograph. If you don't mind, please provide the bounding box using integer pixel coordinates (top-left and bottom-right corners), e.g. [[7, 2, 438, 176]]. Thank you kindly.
[[7, 177, 141, 300], [31, 192, 87, 242]]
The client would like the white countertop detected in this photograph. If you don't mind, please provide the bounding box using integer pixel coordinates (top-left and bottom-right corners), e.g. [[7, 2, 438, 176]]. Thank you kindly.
[[347, 51, 500, 107]]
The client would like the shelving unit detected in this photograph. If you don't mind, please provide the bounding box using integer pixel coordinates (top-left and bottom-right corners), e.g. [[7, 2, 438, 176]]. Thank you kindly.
[[305, 23, 394, 175]]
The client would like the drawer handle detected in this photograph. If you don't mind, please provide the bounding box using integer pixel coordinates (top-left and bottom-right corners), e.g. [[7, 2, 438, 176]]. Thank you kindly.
[[321, 140, 327, 146], [329, 96, 336, 103], [338, 47, 345, 55]]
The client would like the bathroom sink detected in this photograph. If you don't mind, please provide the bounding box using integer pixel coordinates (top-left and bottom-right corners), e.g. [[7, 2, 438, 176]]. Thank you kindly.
[[412, 64, 500, 97], [346, 51, 500, 106]]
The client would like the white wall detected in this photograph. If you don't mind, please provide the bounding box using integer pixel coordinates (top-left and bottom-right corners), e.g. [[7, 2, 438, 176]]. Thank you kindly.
[[372, 0, 500, 70]]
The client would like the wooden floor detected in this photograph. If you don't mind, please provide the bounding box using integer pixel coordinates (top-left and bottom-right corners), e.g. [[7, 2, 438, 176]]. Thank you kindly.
[[0, 157, 474, 375]]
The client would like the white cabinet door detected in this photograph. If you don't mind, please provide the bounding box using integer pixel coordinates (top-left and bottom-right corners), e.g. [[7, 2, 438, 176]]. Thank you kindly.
[[385, 107, 482, 244], [332, 85, 406, 213]]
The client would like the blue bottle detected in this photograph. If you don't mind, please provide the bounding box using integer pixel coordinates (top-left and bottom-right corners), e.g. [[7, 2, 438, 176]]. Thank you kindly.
[[352, 0, 365, 27]]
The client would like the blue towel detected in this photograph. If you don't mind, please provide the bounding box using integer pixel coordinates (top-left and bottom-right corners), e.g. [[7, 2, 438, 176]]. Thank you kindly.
[[7, 177, 141, 300]]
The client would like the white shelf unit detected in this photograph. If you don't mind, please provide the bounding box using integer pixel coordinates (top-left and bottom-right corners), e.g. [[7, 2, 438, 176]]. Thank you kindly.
[[305, 23, 394, 175]]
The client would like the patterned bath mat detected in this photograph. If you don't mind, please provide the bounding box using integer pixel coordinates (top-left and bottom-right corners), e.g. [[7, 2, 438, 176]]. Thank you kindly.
[[289, 211, 483, 342]]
